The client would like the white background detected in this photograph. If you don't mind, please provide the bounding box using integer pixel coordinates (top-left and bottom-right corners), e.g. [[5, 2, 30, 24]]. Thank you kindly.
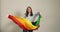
[[1, 0, 60, 32]]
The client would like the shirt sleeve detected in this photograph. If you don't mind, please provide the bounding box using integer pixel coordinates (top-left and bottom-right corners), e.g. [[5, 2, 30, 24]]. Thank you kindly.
[[23, 13, 27, 18], [32, 12, 40, 22]]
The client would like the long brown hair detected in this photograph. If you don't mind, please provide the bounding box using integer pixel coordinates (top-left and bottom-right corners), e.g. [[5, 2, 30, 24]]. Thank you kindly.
[[25, 6, 33, 17]]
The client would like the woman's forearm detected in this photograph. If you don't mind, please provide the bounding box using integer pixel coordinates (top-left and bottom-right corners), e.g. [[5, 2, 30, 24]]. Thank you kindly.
[[32, 12, 42, 26], [32, 12, 40, 22]]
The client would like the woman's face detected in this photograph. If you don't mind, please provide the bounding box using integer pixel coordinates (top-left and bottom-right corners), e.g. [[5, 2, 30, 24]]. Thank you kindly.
[[28, 8, 31, 13]]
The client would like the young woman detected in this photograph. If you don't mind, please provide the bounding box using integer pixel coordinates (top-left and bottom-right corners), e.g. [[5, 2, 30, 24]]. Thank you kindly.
[[23, 6, 40, 32]]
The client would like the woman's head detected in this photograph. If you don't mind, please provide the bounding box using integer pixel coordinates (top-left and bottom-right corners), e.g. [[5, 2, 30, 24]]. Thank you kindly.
[[25, 6, 33, 17]]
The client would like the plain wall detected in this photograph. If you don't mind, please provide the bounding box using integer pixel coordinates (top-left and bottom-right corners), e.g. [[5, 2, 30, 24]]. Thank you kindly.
[[1, 0, 60, 32]]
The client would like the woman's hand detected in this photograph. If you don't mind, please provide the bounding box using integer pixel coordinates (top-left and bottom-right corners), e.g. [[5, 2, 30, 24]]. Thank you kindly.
[[36, 25, 40, 30], [32, 25, 40, 30]]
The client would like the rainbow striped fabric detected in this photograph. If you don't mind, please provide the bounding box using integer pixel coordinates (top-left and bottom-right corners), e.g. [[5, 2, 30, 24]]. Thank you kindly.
[[8, 14, 42, 30]]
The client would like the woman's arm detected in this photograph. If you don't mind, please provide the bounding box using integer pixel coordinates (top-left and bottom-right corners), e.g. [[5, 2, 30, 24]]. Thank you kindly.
[[32, 12, 41, 22], [23, 13, 27, 18]]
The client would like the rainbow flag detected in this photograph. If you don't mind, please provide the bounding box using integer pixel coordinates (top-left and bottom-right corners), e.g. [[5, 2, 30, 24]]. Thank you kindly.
[[8, 14, 42, 30]]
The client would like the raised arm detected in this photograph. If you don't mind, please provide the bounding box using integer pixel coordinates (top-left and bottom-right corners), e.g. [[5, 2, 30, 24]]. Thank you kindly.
[[32, 12, 41, 22]]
